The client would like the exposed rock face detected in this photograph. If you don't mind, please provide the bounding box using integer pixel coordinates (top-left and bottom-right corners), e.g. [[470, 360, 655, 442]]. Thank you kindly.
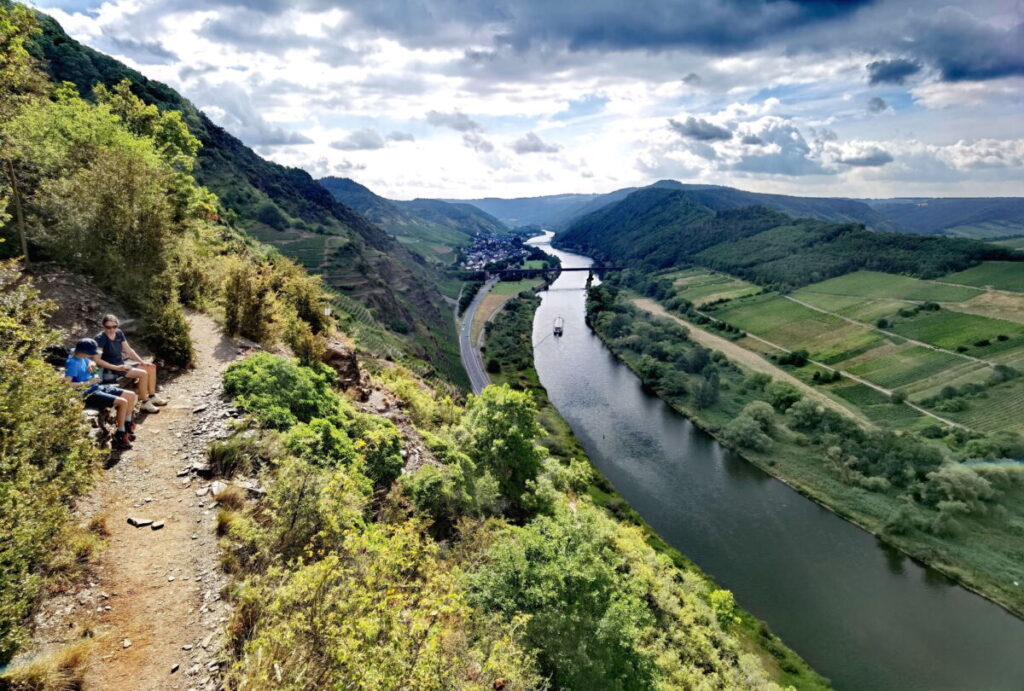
[[322, 340, 361, 388]]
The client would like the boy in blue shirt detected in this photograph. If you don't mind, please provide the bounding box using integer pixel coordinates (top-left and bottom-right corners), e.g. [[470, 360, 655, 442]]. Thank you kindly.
[[64, 338, 137, 450]]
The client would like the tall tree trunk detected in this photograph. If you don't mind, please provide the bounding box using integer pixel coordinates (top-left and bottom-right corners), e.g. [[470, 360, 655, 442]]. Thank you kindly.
[[4, 158, 29, 266]]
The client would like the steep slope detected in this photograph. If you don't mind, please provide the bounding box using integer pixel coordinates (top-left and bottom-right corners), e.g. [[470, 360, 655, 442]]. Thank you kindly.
[[865, 197, 1024, 237], [318, 177, 508, 266], [556, 188, 1023, 288], [29, 11, 464, 386]]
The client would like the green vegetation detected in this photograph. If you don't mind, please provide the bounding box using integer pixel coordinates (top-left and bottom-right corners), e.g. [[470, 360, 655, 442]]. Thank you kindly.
[[556, 188, 1022, 290], [587, 281, 1024, 618], [213, 352, 814, 688], [661, 267, 759, 305], [0, 261, 102, 663], [942, 261, 1024, 292], [796, 270, 981, 302]]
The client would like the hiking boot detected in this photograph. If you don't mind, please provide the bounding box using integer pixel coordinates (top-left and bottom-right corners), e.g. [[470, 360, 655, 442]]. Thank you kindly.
[[112, 431, 133, 450], [141, 400, 160, 414], [150, 394, 169, 406], [126, 419, 137, 434]]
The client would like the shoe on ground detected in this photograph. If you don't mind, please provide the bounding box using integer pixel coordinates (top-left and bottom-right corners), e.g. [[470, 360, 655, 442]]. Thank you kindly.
[[141, 400, 160, 414], [150, 394, 169, 406], [113, 431, 133, 450], [126, 420, 136, 434]]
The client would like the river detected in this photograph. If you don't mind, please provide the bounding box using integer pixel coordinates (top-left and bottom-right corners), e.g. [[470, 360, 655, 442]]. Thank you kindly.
[[527, 231, 1024, 690]]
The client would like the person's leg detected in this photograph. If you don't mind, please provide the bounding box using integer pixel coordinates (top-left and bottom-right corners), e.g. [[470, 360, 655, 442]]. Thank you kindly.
[[123, 367, 149, 399], [140, 363, 157, 396], [114, 396, 128, 430]]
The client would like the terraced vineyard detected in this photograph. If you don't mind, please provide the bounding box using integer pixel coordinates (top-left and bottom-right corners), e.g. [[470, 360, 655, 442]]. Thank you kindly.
[[887, 310, 1024, 357]]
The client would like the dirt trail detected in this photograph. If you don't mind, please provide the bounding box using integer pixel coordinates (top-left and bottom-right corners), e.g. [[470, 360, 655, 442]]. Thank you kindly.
[[25, 313, 243, 690]]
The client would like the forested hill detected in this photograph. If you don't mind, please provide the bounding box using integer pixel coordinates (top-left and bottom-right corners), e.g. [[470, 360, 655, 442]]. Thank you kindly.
[[28, 11, 461, 382], [863, 197, 1024, 237], [318, 177, 508, 264], [556, 187, 1023, 289]]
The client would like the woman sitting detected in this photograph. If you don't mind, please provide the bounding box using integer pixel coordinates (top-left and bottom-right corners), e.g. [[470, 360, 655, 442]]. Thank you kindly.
[[64, 338, 137, 450], [95, 313, 168, 414]]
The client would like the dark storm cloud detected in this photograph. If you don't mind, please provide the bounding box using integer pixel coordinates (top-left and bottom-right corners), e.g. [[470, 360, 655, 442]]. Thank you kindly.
[[682, 72, 702, 85], [426, 111, 481, 132], [669, 116, 732, 141], [837, 148, 893, 166], [867, 96, 889, 113], [866, 58, 921, 85], [511, 132, 561, 154], [900, 8, 1024, 82]]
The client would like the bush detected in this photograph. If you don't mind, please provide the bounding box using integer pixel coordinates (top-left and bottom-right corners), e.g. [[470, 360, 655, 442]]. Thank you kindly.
[[721, 414, 772, 451], [765, 381, 802, 411], [223, 353, 337, 429]]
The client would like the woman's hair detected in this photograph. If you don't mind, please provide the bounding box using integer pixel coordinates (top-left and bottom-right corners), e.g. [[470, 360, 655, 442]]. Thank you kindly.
[[102, 313, 120, 327]]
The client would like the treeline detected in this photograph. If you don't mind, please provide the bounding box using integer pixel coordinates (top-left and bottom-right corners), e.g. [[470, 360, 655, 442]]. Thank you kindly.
[[215, 355, 791, 689], [0, 5, 334, 663], [586, 282, 1024, 613], [556, 188, 1023, 291]]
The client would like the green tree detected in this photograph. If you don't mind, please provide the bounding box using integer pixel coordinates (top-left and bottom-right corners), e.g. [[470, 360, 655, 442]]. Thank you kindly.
[[458, 384, 544, 512]]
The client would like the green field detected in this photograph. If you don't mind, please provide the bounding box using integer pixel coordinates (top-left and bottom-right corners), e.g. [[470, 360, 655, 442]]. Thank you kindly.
[[663, 268, 760, 305], [799, 271, 981, 302], [943, 221, 1024, 239], [887, 309, 1024, 357], [493, 278, 542, 295], [712, 293, 883, 361], [938, 379, 1024, 433], [993, 237, 1024, 250], [941, 262, 1024, 293], [828, 381, 927, 429], [846, 345, 963, 390], [791, 291, 907, 323]]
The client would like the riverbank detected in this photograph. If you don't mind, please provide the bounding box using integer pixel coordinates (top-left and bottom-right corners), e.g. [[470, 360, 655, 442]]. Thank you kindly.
[[593, 289, 1024, 621], [483, 292, 830, 690]]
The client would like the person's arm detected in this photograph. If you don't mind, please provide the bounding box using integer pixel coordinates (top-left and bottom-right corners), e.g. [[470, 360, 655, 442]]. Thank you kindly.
[[122, 338, 144, 364], [96, 355, 131, 372]]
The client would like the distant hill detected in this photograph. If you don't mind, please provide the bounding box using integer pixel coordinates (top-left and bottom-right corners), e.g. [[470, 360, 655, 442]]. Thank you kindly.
[[556, 187, 1022, 288], [443, 193, 602, 228], [29, 11, 465, 386], [319, 177, 507, 265], [863, 198, 1024, 238]]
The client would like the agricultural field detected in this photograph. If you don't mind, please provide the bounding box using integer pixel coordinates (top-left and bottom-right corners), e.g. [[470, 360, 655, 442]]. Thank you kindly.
[[790, 290, 907, 323], [941, 262, 1024, 293], [710, 293, 884, 362], [887, 310, 1024, 358], [992, 237, 1024, 250], [493, 277, 542, 295], [797, 270, 981, 302], [826, 381, 928, 430], [937, 380, 1024, 433], [949, 292, 1024, 325], [661, 268, 760, 305], [845, 345, 963, 391]]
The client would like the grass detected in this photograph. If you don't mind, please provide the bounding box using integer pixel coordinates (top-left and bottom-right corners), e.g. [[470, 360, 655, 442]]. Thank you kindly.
[[992, 237, 1024, 250], [846, 345, 963, 390], [887, 309, 1024, 357], [712, 293, 883, 362], [0, 639, 94, 690], [935, 379, 1024, 433], [941, 262, 1024, 293], [828, 382, 927, 430], [798, 270, 982, 302], [790, 291, 907, 323], [493, 278, 542, 295], [663, 268, 760, 305]]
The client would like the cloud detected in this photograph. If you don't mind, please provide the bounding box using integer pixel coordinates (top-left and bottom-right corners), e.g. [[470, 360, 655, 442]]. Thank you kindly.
[[386, 131, 415, 142], [426, 111, 481, 132], [835, 145, 894, 167], [101, 36, 179, 64], [899, 8, 1024, 82], [682, 72, 701, 85], [511, 132, 561, 154], [731, 118, 829, 176], [190, 81, 313, 147], [330, 128, 386, 150], [866, 58, 921, 85], [867, 96, 889, 113], [669, 116, 732, 141], [741, 134, 764, 145], [462, 131, 494, 153]]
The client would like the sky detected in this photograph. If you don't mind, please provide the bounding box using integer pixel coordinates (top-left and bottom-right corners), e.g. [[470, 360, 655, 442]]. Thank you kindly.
[[31, 0, 1024, 200]]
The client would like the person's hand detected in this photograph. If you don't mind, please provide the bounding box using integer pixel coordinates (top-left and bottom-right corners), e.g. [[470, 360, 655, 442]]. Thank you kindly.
[[121, 364, 132, 372]]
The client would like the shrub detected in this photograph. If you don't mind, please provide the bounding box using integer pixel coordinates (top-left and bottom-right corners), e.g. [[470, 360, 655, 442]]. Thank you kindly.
[[223, 353, 338, 429], [720, 414, 771, 451], [765, 381, 802, 411]]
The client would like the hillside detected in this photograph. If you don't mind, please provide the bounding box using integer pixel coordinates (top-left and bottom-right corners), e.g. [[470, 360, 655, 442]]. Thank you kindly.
[[28, 11, 464, 386], [864, 197, 1024, 238], [446, 192, 602, 228], [556, 188, 1023, 288], [318, 177, 507, 265]]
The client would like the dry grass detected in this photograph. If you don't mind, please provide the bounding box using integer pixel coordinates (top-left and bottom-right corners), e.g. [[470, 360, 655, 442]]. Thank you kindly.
[[0, 639, 94, 690], [214, 485, 247, 511], [216, 508, 240, 537], [44, 522, 106, 594]]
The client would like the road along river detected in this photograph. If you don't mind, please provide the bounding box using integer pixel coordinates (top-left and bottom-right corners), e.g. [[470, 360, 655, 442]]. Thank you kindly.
[[527, 231, 1024, 690]]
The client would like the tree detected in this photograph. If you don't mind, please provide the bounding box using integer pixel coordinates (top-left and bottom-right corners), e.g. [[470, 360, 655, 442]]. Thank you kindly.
[[458, 384, 544, 511], [765, 381, 802, 411], [721, 414, 771, 451]]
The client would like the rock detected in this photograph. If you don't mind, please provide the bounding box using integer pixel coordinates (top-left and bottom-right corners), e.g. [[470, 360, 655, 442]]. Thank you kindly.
[[201, 634, 213, 649], [322, 341, 361, 388], [210, 480, 228, 497], [192, 404, 208, 414], [176, 468, 190, 477], [151, 521, 165, 530], [191, 461, 212, 477], [144, 497, 153, 503], [127, 517, 153, 528], [122, 639, 132, 648], [182, 644, 193, 651], [171, 663, 180, 674], [195, 487, 209, 497]]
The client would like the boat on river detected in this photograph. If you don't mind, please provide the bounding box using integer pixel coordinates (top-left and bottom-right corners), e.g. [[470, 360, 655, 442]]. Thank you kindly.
[[553, 316, 564, 336]]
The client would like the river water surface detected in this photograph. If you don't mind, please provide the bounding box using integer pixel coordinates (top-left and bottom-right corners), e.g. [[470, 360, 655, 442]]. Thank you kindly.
[[528, 232, 1024, 690]]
